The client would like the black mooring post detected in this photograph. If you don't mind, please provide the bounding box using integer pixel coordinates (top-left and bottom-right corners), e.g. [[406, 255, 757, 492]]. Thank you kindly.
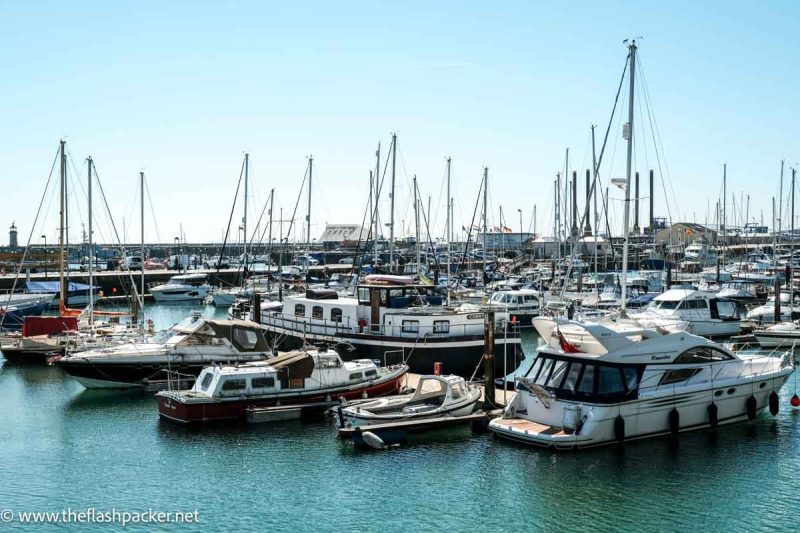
[[774, 277, 782, 324], [253, 292, 261, 324], [483, 310, 496, 408]]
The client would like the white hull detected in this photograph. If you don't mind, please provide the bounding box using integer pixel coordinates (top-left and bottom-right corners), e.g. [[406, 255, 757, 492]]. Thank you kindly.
[[151, 288, 210, 302], [72, 375, 141, 389], [491, 374, 790, 449]]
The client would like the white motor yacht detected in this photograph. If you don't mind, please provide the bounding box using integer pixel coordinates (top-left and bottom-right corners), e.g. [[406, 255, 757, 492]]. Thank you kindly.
[[489, 316, 795, 449], [629, 289, 744, 338], [746, 290, 800, 325], [52, 315, 271, 388], [149, 273, 213, 302]]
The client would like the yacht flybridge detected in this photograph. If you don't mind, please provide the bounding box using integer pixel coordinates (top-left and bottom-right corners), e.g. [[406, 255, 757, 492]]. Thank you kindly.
[[489, 317, 794, 449]]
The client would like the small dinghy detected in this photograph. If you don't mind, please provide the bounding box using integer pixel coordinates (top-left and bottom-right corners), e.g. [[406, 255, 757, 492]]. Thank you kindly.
[[338, 374, 481, 427]]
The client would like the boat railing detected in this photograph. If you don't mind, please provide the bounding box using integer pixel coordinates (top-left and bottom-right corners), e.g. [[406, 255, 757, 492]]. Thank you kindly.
[[263, 313, 355, 337]]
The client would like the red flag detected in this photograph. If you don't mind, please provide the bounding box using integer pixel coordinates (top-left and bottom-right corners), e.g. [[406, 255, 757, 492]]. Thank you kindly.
[[557, 328, 583, 353]]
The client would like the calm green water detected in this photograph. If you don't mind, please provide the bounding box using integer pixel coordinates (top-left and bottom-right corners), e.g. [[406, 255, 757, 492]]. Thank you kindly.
[[1, 305, 800, 532]]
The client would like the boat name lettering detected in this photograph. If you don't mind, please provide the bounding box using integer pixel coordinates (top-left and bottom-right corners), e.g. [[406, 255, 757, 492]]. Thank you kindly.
[[651, 354, 671, 361], [467, 313, 485, 320]]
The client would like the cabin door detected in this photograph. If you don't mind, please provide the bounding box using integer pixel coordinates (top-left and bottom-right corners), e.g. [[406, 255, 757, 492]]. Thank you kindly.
[[370, 289, 381, 332]]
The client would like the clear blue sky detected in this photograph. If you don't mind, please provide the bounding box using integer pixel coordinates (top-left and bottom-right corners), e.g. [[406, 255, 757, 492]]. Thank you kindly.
[[1, 0, 798, 246]]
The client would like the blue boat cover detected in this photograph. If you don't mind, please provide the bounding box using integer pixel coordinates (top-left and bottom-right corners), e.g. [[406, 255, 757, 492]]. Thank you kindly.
[[26, 281, 99, 293]]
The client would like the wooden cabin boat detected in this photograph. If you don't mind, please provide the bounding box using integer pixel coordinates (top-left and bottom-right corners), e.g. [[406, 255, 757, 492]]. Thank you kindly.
[[156, 348, 408, 424]]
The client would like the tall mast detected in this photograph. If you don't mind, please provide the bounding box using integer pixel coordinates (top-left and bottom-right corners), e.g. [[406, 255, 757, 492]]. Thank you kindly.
[[87, 156, 94, 327], [307, 155, 313, 276], [482, 167, 488, 263], [389, 134, 397, 269], [268, 188, 274, 277], [59, 140, 66, 311], [374, 143, 380, 264], [446, 157, 452, 306], [413, 175, 420, 268], [620, 39, 636, 312], [140, 171, 145, 321], [779, 160, 785, 250], [244, 153, 249, 270], [591, 124, 599, 284], [791, 167, 796, 317], [722, 163, 727, 263]]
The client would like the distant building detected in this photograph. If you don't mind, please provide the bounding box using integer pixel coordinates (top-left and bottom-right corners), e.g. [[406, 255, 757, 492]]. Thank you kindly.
[[476, 232, 533, 251], [319, 224, 367, 249], [656, 222, 717, 245], [9, 222, 18, 249]]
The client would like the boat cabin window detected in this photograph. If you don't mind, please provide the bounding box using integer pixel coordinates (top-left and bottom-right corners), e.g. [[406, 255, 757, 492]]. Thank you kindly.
[[349, 372, 363, 381], [562, 363, 582, 392], [294, 304, 305, 317], [365, 369, 378, 378], [450, 381, 467, 400], [251, 377, 275, 389], [433, 320, 450, 334], [598, 366, 625, 395], [417, 378, 446, 399], [233, 327, 258, 350], [673, 346, 733, 363], [200, 372, 214, 391], [546, 360, 569, 388], [330, 308, 343, 323], [358, 287, 371, 304], [528, 355, 642, 403], [221, 379, 246, 392], [402, 320, 420, 334], [660, 368, 702, 386], [656, 300, 679, 310], [576, 365, 594, 394], [312, 306, 324, 319], [534, 358, 555, 386], [682, 299, 707, 310]]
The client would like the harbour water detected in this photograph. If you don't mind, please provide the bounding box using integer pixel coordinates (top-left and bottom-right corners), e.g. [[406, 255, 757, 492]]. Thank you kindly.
[[1, 305, 799, 531]]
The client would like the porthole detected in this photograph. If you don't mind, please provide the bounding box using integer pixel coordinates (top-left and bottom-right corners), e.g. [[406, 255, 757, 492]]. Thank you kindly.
[[714, 390, 723, 397], [759, 382, 766, 389], [727, 388, 736, 395]]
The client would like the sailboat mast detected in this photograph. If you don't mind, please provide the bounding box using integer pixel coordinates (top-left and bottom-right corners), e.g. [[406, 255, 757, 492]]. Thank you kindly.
[[722, 163, 727, 264], [482, 167, 488, 263], [140, 171, 145, 321], [779, 160, 785, 249], [591, 125, 599, 284], [87, 157, 94, 327], [620, 40, 637, 312], [306, 156, 313, 277], [413, 175, 420, 268], [374, 143, 380, 264], [59, 140, 66, 311], [389, 134, 397, 269], [788, 168, 797, 320], [244, 153, 249, 269], [446, 156, 452, 306], [268, 188, 274, 280]]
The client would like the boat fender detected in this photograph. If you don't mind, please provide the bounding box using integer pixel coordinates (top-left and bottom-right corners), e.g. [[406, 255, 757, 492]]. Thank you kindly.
[[746, 395, 757, 421], [668, 408, 680, 435], [769, 391, 779, 416], [614, 415, 625, 443], [707, 402, 718, 428], [361, 431, 387, 450]]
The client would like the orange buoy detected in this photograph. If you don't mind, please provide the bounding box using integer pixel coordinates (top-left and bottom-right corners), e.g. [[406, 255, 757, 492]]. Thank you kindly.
[[791, 394, 800, 408]]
